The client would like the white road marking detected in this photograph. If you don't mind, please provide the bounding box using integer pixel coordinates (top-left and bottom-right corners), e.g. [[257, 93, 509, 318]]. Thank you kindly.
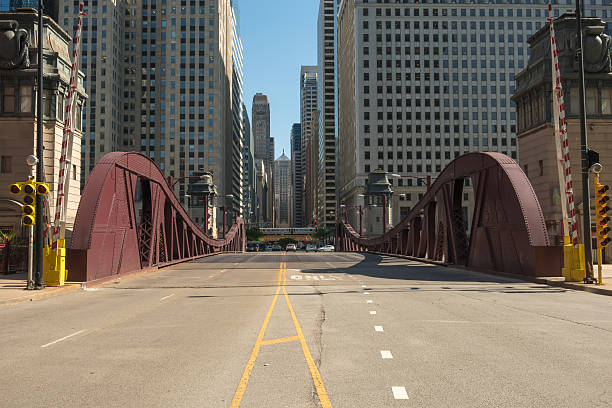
[[363, 292, 370, 295], [362, 285, 367, 288], [41, 330, 86, 348], [392, 386, 409, 400], [160, 294, 175, 301], [375, 326, 384, 332], [366, 300, 373, 303], [381, 350, 393, 359], [370, 311, 377, 315], [313, 276, 320, 280], [290, 275, 339, 281]]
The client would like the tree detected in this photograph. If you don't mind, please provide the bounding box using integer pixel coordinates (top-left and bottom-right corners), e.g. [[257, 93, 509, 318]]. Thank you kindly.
[[278, 237, 297, 248], [246, 227, 263, 242], [311, 227, 333, 242]]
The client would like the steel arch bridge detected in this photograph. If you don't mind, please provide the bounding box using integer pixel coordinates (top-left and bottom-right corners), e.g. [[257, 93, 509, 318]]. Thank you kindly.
[[336, 152, 562, 278], [68, 152, 246, 282]]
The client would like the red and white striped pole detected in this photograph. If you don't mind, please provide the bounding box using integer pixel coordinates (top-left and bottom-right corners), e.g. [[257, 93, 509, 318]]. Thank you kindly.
[[51, 2, 85, 248], [548, 3, 579, 246]]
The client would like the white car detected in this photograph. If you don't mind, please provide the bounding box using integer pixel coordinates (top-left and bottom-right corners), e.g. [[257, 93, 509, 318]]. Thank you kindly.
[[306, 244, 317, 252], [318, 245, 335, 252], [286, 244, 297, 251]]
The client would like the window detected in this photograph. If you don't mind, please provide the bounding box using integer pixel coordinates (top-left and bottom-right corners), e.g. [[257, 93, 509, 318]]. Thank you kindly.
[[3, 86, 15, 113], [602, 88, 612, 115], [0, 156, 11, 173], [19, 85, 32, 112]]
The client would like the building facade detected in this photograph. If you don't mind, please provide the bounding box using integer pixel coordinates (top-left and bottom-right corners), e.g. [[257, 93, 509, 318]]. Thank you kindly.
[[242, 102, 255, 225], [336, 0, 612, 233], [252, 92, 274, 225], [0, 10, 86, 237], [274, 151, 292, 227], [317, 0, 338, 230], [298, 65, 317, 227], [59, 0, 244, 229], [290, 122, 301, 228], [514, 14, 612, 250]]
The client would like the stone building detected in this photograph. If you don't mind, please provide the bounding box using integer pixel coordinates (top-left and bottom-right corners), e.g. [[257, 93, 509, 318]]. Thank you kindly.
[[513, 14, 612, 254], [0, 9, 86, 238]]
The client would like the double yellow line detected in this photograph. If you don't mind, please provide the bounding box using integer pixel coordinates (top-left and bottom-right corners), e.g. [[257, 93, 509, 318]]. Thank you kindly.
[[230, 261, 332, 407]]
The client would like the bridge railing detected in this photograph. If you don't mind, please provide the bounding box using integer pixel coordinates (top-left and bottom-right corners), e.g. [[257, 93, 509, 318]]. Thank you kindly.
[[337, 152, 562, 278], [68, 152, 245, 282]]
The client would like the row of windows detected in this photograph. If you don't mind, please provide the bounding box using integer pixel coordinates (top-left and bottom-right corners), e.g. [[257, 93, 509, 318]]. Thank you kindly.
[[362, 19, 542, 32], [362, 152, 518, 174]]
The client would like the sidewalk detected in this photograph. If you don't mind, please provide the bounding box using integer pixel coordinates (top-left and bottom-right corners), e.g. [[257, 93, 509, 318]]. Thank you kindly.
[[539, 264, 612, 296], [0, 272, 81, 306]]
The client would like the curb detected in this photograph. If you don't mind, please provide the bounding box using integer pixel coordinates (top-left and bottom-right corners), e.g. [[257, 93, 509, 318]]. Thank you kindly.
[[0, 284, 81, 306]]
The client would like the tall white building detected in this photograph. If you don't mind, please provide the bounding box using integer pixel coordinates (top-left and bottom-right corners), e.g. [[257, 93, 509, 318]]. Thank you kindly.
[[336, 0, 612, 229], [60, 0, 245, 228], [317, 0, 338, 230], [297, 65, 318, 228]]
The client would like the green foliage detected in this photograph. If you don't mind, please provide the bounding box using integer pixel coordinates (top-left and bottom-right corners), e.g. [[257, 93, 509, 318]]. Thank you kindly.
[[311, 227, 333, 240], [0, 230, 16, 245], [246, 227, 263, 242], [278, 237, 297, 248]]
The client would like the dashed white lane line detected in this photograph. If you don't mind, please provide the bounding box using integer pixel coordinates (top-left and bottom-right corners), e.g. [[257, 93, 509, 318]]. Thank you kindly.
[[375, 326, 384, 332], [363, 292, 370, 295], [370, 311, 377, 315], [362, 285, 367, 288], [160, 294, 175, 301], [381, 350, 393, 359], [392, 386, 409, 400], [366, 300, 373, 303], [41, 330, 87, 348]]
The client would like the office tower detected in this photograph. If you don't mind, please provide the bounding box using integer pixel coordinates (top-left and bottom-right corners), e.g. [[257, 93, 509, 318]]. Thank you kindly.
[[305, 109, 320, 227], [59, 0, 244, 227], [242, 103, 255, 225], [0, 9, 85, 233], [299, 65, 317, 228], [252, 92, 274, 224], [317, 0, 338, 230], [0, 0, 8, 12], [336, 0, 612, 230], [58, 0, 124, 191], [290, 123, 302, 227], [274, 151, 292, 227]]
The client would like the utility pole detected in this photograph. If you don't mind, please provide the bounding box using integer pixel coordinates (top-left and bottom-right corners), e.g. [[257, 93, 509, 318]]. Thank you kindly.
[[35, 1, 45, 289], [575, 0, 596, 283]]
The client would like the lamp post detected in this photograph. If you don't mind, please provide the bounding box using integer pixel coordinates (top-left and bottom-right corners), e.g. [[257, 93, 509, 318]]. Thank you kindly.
[[364, 169, 393, 236], [35, 1, 44, 289], [217, 194, 234, 238]]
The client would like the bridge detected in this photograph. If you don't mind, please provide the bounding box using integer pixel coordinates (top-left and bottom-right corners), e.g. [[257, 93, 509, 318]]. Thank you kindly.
[[3, 152, 612, 407]]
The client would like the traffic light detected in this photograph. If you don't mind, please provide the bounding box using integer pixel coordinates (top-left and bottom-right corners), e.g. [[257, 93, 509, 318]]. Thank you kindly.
[[9, 183, 21, 194], [595, 182, 611, 248], [21, 181, 36, 226]]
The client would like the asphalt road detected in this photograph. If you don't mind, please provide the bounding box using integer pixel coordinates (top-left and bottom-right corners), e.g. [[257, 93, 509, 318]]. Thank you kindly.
[[1, 252, 612, 407]]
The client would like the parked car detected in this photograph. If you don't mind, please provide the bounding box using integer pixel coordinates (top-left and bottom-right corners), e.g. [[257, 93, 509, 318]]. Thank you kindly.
[[272, 244, 282, 251], [318, 245, 335, 252], [286, 244, 297, 251], [264, 245, 273, 252], [306, 244, 317, 252], [246, 243, 259, 252]]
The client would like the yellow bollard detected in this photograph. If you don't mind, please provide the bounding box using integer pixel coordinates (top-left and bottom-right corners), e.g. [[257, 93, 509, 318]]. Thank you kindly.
[[562, 235, 586, 282], [43, 239, 68, 286]]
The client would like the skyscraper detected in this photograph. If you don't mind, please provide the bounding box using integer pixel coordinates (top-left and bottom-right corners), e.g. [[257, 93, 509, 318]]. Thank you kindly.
[[274, 151, 292, 227], [59, 0, 244, 227], [252, 92, 274, 224], [317, 0, 338, 230], [299, 66, 317, 228], [290, 123, 301, 227], [0, 0, 8, 12], [335, 0, 611, 229], [242, 103, 255, 225]]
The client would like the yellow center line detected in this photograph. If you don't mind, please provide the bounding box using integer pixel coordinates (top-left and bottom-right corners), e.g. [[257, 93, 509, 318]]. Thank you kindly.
[[283, 262, 333, 408], [230, 263, 283, 408], [260, 335, 300, 346], [230, 259, 333, 408]]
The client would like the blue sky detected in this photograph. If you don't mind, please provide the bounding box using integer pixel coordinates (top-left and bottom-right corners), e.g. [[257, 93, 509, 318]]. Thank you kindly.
[[239, 0, 319, 160]]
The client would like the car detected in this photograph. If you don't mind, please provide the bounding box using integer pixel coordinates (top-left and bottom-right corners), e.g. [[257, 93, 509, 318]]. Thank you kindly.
[[286, 244, 297, 251], [272, 244, 282, 251], [264, 245, 273, 252], [246, 244, 259, 252], [318, 245, 335, 252], [306, 244, 317, 252]]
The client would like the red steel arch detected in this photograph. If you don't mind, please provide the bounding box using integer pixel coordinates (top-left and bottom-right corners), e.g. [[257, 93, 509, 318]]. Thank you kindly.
[[337, 152, 562, 277], [68, 152, 245, 282]]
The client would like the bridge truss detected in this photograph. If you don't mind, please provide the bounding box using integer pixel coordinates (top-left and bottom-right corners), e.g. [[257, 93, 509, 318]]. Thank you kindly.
[[337, 152, 562, 278], [68, 152, 245, 282]]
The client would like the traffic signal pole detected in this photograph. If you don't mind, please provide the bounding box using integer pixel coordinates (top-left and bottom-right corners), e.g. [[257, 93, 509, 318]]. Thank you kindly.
[[35, 0, 45, 289], [593, 165, 609, 285]]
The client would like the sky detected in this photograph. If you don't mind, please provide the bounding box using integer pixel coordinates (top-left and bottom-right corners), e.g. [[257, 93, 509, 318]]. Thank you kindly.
[[239, 0, 319, 161]]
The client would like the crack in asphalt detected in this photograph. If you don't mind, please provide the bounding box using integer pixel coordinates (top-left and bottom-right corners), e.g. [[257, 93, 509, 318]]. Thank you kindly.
[[311, 286, 326, 408]]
